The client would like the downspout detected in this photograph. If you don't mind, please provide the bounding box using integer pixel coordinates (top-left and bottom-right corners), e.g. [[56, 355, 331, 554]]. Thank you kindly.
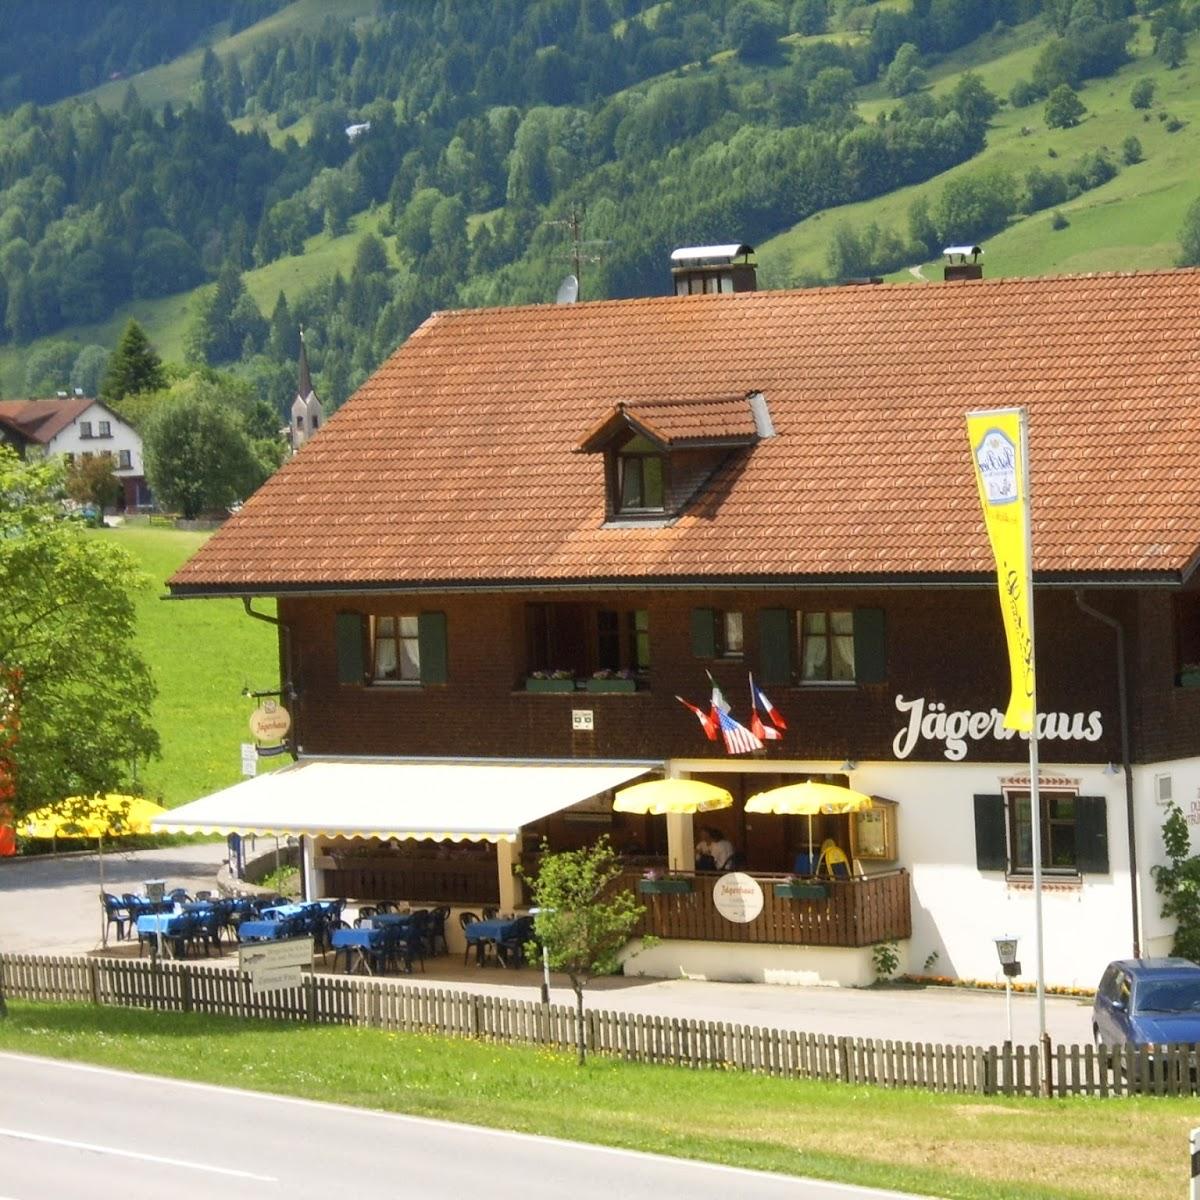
[[242, 598, 306, 900], [1073, 591, 1140, 957]]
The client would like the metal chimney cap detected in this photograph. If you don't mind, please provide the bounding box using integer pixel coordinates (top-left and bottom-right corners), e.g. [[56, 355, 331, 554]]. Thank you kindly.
[[943, 244, 983, 261], [670, 243, 755, 265]]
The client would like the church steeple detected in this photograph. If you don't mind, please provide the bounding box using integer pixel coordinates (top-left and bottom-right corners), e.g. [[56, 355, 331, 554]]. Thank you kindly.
[[290, 327, 323, 452]]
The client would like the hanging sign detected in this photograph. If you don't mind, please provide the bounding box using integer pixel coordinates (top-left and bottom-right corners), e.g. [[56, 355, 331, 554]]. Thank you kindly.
[[249, 699, 291, 743], [240, 742, 258, 777], [713, 872, 764, 923]]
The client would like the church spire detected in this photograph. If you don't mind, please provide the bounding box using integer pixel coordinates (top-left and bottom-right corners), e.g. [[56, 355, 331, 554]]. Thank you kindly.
[[290, 327, 322, 452]]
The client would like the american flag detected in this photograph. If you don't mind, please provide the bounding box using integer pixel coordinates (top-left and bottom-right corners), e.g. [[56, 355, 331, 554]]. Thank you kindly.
[[715, 706, 763, 755]]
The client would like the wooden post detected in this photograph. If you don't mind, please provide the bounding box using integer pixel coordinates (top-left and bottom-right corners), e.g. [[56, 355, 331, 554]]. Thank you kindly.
[[88, 959, 100, 1007]]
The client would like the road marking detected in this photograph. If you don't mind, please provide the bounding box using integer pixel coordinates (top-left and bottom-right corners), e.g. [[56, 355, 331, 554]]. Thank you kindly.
[[0, 1127, 276, 1183]]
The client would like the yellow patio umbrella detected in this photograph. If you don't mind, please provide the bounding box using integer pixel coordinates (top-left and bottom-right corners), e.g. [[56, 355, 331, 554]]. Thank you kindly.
[[745, 780, 872, 870], [21, 794, 166, 840], [21, 794, 169, 946], [613, 777, 733, 815]]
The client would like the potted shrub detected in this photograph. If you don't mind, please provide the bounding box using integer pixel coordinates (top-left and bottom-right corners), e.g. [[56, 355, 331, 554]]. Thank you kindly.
[[773, 874, 829, 900], [586, 668, 637, 694], [525, 669, 577, 693], [638, 867, 692, 895]]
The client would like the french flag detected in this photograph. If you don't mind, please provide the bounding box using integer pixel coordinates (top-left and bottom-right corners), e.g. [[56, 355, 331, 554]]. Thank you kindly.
[[676, 695, 717, 741], [751, 674, 787, 731], [749, 673, 783, 740], [715, 706, 763, 755]]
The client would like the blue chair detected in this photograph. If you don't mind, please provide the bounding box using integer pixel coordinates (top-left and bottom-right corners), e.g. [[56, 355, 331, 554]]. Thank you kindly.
[[793, 853, 814, 877], [101, 893, 131, 941], [496, 916, 535, 968]]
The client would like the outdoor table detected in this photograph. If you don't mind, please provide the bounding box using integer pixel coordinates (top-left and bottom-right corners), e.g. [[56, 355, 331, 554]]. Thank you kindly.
[[136, 912, 194, 959], [370, 913, 413, 928], [463, 918, 522, 966], [237, 919, 293, 943], [330, 927, 387, 975], [260, 903, 309, 920]]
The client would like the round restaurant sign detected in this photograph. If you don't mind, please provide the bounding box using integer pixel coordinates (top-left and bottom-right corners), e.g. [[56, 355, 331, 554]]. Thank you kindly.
[[712, 872, 764, 923], [249, 699, 291, 742]]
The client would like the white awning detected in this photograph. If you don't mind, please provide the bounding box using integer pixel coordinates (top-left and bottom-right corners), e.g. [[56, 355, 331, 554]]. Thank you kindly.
[[151, 759, 654, 843]]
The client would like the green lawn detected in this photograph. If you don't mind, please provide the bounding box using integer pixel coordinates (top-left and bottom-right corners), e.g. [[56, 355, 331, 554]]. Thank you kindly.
[[0, 1002, 1192, 1200], [103, 526, 279, 807]]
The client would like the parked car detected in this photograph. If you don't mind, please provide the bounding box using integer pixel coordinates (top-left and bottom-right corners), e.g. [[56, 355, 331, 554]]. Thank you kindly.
[[1092, 958, 1200, 1046]]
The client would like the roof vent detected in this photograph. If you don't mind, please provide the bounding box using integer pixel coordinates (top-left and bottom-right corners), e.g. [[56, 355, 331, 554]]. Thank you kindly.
[[671, 243, 756, 296], [55, 390, 68, 398], [746, 391, 775, 439], [943, 244, 983, 282]]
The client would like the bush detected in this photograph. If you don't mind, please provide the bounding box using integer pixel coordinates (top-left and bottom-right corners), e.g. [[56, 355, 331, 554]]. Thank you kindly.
[[1130, 78, 1155, 109], [1166, 116, 1184, 133], [1051, 209, 1069, 230], [1008, 78, 1038, 108], [1122, 135, 1143, 165], [1044, 83, 1086, 129]]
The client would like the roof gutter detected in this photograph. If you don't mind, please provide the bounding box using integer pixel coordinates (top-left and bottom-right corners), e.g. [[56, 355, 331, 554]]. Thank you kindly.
[[167, 570, 1185, 600]]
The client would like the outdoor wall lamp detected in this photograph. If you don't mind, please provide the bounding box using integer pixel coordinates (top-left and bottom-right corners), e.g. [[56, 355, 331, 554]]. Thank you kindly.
[[839, 759, 857, 773]]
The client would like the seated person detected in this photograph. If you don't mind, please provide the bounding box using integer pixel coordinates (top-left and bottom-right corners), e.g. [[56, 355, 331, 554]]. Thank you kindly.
[[694, 832, 715, 871], [706, 827, 735, 871]]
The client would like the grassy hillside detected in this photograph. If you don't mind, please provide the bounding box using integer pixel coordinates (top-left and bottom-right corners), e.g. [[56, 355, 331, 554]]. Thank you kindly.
[[4, 11, 1198, 401], [761, 18, 1200, 283], [83, 0, 376, 114], [103, 526, 280, 808]]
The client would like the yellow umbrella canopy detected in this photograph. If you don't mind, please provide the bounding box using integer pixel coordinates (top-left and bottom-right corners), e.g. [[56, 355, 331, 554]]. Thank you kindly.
[[745, 780, 872, 815], [21, 794, 167, 839], [613, 778, 734, 815]]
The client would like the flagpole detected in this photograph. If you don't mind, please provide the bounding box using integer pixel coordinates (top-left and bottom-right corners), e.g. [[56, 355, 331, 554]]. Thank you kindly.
[[1019, 407, 1048, 1055]]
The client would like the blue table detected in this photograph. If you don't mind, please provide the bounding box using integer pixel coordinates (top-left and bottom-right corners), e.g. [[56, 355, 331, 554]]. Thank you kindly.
[[260, 903, 309, 920], [237, 920, 293, 942], [136, 912, 199, 959], [330, 927, 387, 974], [463, 918, 527, 966]]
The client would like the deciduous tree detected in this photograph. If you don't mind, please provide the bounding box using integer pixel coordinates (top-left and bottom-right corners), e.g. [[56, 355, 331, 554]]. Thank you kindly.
[[0, 447, 158, 822], [522, 837, 644, 1065]]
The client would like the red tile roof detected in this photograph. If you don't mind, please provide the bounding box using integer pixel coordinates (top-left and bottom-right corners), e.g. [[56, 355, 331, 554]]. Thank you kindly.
[[0, 398, 92, 443], [171, 269, 1200, 593], [578, 395, 760, 451]]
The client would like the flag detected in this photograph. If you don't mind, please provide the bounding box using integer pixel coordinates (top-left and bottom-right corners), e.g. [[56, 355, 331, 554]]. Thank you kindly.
[[706, 670, 730, 714], [967, 408, 1035, 731], [749, 672, 787, 732], [750, 708, 782, 742], [676, 695, 717, 741], [715, 706, 763, 755]]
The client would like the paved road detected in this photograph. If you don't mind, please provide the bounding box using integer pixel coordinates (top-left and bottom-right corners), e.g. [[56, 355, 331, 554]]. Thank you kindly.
[[0, 1053, 918, 1200]]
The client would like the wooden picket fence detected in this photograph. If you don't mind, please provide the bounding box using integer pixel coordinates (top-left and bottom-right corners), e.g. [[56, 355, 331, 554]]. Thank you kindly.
[[2, 952, 1197, 1099]]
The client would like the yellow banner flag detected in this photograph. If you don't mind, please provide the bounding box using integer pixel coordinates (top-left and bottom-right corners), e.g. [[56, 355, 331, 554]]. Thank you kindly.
[[967, 409, 1034, 731]]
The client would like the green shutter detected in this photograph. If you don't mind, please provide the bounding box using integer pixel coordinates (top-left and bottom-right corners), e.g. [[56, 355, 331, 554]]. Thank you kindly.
[[853, 608, 886, 683], [973, 794, 1008, 871], [758, 608, 791, 685], [691, 608, 716, 658], [335, 612, 365, 685], [1075, 795, 1110, 874], [418, 611, 448, 685]]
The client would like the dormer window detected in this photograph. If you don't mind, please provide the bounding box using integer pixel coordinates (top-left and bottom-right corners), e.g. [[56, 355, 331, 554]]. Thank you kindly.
[[577, 392, 774, 525], [616, 435, 665, 513]]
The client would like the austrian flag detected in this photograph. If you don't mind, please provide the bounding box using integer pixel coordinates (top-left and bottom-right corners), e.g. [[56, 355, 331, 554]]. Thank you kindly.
[[675, 695, 717, 741]]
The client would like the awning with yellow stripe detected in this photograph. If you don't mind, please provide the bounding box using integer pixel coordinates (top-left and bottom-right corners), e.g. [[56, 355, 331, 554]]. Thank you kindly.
[[150, 758, 655, 843]]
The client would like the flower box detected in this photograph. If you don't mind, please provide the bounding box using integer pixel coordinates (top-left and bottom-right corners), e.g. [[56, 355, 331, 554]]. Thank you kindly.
[[773, 882, 829, 900], [1179, 668, 1200, 689], [639, 877, 693, 895], [586, 677, 637, 693], [525, 677, 577, 693]]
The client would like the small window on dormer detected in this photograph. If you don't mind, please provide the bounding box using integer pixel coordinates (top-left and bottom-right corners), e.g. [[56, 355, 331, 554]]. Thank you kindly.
[[616, 435, 665, 513]]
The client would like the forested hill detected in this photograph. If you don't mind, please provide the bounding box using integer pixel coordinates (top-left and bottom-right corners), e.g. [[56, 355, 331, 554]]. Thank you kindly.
[[0, 0, 1197, 414]]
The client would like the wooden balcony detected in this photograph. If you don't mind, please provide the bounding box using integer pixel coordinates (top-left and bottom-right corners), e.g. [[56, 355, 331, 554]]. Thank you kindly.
[[620, 869, 911, 948]]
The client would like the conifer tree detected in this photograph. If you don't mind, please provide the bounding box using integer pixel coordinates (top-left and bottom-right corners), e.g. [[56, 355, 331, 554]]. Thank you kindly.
[[99, 320, 167, 406]]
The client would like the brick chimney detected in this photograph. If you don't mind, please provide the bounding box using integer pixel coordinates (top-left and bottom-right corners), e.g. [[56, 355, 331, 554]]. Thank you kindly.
[[943, 244, 983, 281]]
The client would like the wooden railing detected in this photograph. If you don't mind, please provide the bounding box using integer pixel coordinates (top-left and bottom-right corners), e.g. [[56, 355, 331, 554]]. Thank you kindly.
[[622, 869, 912, 948], [321, 857, 499, 905], [4, 952, 1196, 1099]]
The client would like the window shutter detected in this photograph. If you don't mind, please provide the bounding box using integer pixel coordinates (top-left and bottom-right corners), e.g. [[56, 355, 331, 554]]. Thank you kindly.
[[758, 608, 791, 685], [691, 608, 716, 658], [973, 794, 1007, 871], [418, 611, 448, 685], [853, 608, 887, 683], [335, 612, 366, 685], [1075, 795, 1110, 874]]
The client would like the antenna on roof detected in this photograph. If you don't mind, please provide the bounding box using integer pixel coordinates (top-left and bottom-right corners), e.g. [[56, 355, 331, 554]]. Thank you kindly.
[[555, 274, 579, 305]]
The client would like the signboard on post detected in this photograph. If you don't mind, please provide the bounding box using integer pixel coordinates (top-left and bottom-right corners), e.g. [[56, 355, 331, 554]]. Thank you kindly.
[[238, 936, 313, 995]]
